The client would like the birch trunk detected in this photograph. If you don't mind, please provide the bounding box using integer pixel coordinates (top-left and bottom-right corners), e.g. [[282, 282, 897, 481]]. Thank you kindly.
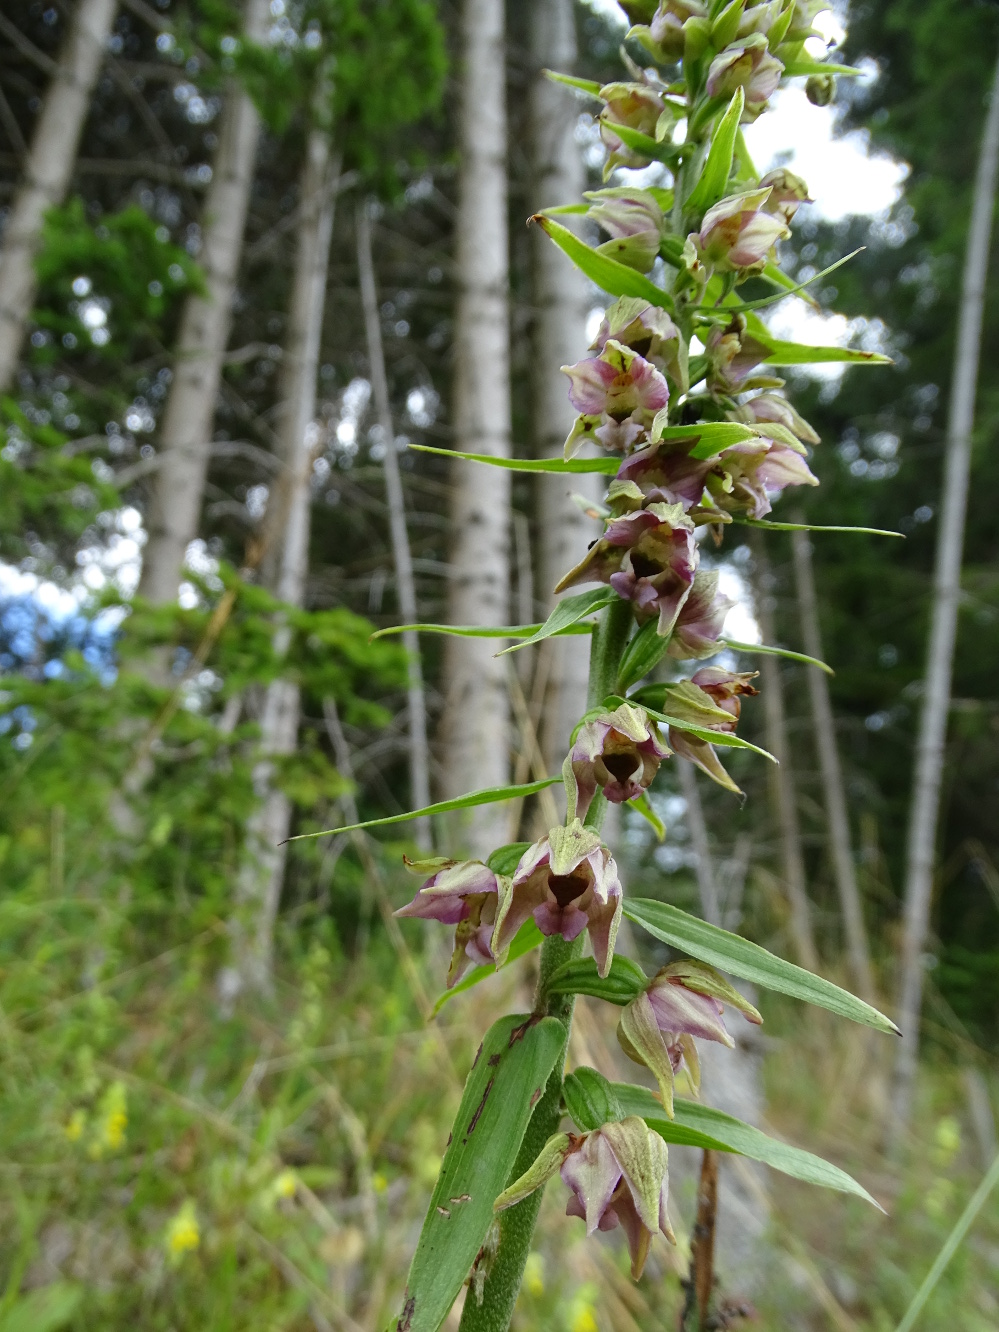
[[440, 0, 512, 856], [791, 526, 875, 1000], [0, 0, 118, 392], [138, 0, 269, 605], [892, 51, 999, 1127], [755, 558, 819, 970], [234, 127, 338, 993], [528, 0, 601, 768], [355, 201, 431, 848]]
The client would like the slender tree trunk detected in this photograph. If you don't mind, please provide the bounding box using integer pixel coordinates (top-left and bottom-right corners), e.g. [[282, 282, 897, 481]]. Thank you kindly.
[[678, 759, 721, 927], [892, 51, 999, 1128], [528, 0, 601, 768], [234, 127, 338, 993], [355, 201, 431, 848], [439, 0, 512, 858], [0, 0, 118, 392], [754, 554, 819, 970], [791, 526, 875, 1000], [138, 0, 269, 605]]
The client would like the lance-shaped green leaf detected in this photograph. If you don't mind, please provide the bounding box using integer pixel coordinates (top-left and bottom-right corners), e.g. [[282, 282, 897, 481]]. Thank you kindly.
[[486, 842, 532, 875], [611, 1082, 884, 1208], [721, 638, 833, 675], [778, 45, 861, 79], [762, 340, 891, 366], [604, 121, 682, 167], [733, 516, 904, 537], [431, 919, 545, 1017], [532, 215, 676, 311], [546, 954, 648, 1006], [284, 777, 561, 843], [650, 416, 758, 457], [632, 790, 666, 841], [742, 310, 892, 366], [409, 443, 620, 475], [760, 258, 820, 310], [709, 250, 864, 316], [563, 1067, 625, 1133], [395, 1013, 566, 1332], [623, 898, 901, 1034], [370, 620, 594, 642], [498, 588, 620, 656], [617, 617, 673, 692], [542, 69, 602, 98], [684, 87, 744, 217]]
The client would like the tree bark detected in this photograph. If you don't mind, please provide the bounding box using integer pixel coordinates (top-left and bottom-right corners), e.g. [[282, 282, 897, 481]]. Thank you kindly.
[[791, 526, 875, 1000], [528, 0, 601, 769], [355, 201, 431, 848], [754, 552, 819, 971], [440, 0, 512, 857], [234, 126, 338, 993], [0, 0, 118, 392], [138, 0, 269, 605], [892, 50, 999, 1128]]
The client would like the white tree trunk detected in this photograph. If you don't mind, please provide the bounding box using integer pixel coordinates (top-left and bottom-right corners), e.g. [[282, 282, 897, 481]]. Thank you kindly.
[[528, 0, 601, 770], [0, 0, 118, 392], [791, 526, 875, 1000], [234, 127, 338, 993], [892, 52, 999, 1127], [356, 201, 431, 847], [138, 0, 269, 605], [755, 563, 819, 971], [440, 0, 512, 856]]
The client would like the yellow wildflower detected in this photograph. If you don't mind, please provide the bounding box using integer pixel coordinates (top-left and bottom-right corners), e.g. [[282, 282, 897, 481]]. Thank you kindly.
[[166, 1201, 200, 1261], [274, 1169, 297, 1200], [524, 1251, 544, 1297], [65, 1109, 85, 1142]]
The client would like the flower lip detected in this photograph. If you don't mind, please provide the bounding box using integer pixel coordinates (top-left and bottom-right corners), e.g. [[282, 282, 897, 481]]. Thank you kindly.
[[548, 870, 591, 908]]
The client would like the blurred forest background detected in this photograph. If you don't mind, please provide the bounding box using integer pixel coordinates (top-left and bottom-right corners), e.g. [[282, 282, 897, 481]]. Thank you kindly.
[[0, 0, 998, 1328]]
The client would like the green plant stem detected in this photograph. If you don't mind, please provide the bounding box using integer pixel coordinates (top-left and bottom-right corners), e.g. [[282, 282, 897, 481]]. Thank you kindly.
[[587, 596, 633, 709], [457, 599, 633, 1332]]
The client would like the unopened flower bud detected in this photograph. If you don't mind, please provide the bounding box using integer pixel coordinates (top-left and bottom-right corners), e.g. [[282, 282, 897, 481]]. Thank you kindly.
[[599, 81, 666, 172], [649, 0, 706, 58], [689, 667, 759, 727], [806, 73, 835, 106], [759, 168, 812, 226], [706, 34, 783, 116], [587, 188, 666, 274], [742, 391, 820, 444]]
